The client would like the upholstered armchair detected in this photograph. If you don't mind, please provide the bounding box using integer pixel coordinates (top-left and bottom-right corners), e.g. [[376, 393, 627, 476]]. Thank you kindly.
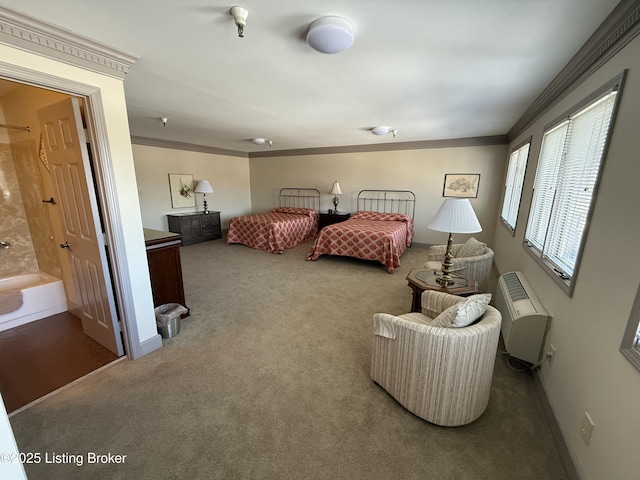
[[424, 237, 494, 292], [371, 290, 502, 427]]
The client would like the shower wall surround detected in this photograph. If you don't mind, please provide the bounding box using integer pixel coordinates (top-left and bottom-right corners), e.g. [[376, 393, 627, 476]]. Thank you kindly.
[[0, 142, 38, 277]]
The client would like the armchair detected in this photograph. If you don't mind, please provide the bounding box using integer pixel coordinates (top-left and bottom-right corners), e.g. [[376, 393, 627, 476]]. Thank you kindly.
[[371, 290, 501, 426], [424, 237, 494, 292]]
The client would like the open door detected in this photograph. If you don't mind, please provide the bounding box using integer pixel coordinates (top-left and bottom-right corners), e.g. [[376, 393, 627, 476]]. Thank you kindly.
[[38, 98, 124, 356]]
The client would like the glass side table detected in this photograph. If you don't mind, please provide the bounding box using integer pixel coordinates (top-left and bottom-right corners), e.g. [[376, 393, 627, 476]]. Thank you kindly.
[[406, 269, 478, 312]]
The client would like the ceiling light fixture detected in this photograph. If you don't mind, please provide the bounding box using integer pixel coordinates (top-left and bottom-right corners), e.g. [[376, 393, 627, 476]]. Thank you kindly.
[[160, 117, 168, 127], [230, 6, 248, 37], [251, 138, 273, 147], [371, 126, 398, 137], [306, 16, 354, 54]]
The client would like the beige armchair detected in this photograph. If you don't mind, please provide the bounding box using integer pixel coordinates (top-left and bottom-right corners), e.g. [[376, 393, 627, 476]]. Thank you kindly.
[[371, 290, 502, 427], [424, 239, 494, 292]]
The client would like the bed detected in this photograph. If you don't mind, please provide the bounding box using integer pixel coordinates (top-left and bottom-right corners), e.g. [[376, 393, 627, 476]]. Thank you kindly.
[[226, 188, 320, 254], [306, 190, 416, 273]]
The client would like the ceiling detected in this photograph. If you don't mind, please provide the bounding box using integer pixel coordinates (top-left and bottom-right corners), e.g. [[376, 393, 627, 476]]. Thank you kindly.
[[0, 0, 622, 153]]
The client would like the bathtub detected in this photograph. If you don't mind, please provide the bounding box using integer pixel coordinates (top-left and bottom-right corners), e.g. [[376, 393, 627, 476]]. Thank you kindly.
[[0, 272, 68, 332]]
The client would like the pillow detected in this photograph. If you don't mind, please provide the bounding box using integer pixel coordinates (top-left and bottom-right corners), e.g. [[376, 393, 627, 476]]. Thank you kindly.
[[457, 237, 486, 258], [272, 207, 314, 217], [431, 294, 492, 328]]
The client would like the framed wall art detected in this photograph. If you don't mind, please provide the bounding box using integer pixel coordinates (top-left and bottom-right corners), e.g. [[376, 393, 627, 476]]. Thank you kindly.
[[442, 173, 480, 198], [168, 173, 195, 208]]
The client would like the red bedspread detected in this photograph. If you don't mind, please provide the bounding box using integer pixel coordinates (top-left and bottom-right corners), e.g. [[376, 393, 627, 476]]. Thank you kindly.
[[306, 211, 413, 273], [227, 207, 318, 254]]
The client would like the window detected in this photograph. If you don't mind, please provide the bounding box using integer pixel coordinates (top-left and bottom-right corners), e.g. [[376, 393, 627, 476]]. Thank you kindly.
[[500, 140, 530, 233], [621, 282, 640, 373], [524, 76, 623, 295]]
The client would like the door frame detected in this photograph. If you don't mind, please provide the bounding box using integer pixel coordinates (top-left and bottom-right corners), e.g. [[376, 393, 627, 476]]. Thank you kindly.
[[0, 62, 141, 358]]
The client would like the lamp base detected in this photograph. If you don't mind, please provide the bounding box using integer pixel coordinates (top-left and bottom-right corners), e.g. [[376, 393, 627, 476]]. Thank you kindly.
[[333, 196, 340, 214], [435, 232, 456, 288], [203, 196, 209, 215]]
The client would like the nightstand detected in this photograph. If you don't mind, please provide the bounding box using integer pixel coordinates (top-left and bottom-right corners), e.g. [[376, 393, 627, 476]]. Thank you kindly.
[[318, 212, 351, 230]]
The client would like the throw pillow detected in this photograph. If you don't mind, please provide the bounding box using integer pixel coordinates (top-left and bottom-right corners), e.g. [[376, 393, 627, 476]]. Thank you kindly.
[[432, 293, 492, 328], [457, 237, 486, 258]]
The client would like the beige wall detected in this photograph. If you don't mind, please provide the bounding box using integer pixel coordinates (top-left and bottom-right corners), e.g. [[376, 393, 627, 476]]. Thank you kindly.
[[132, 144, 251, 231], [248, 145, 508, 245], [493, 35, 640, 480]]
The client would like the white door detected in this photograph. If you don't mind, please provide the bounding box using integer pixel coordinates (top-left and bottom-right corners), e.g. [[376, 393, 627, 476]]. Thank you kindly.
[[38, 98, 124, 356]]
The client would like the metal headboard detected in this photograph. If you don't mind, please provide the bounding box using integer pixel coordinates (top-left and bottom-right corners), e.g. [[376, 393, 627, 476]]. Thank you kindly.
[[357, 190, 416, 218], [279, 188, 321, 211]]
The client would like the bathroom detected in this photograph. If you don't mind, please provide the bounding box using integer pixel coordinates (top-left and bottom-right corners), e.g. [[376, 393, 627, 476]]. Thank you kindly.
[[0, 79, 121, 413]]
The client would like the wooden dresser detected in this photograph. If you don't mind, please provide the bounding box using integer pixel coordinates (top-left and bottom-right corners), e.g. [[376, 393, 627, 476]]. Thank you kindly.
[[167, 211, 222, 245], [144, 228, 189, 317]]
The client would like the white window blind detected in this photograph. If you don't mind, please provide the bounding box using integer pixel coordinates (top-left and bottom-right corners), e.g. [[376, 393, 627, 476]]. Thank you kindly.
[[500, 142, 530, 232], [524, 89, 617, 289]]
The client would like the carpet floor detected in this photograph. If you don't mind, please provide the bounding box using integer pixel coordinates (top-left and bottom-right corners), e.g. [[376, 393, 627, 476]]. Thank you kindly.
[[8, 239, 568, 479]]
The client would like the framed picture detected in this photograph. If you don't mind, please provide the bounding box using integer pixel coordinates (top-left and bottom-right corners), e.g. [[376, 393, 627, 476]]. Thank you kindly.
[[168, 173, 195, 208], [442, 173, 480, 198]]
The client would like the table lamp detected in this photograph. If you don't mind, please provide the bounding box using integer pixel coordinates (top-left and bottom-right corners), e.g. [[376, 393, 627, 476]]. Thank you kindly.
[[330, 181, 343, 213], [194, 180, 214, 214], [428, 198, 482, 287]]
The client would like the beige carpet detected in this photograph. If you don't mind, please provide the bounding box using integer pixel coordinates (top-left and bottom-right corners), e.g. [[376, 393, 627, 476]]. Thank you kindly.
[[8, 239, 568, 479]]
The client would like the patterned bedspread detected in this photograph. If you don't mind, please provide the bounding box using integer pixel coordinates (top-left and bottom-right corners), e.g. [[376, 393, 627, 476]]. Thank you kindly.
[[227, 207, 318, 254], [306, 211, 414, 273]]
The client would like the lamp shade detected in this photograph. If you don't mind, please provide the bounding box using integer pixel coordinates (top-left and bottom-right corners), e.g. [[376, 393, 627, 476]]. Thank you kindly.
[[194, 180, 214, 194], [428, 198, 482, 234], [330, 181, 343, 195], [307, 16, 354, 54]]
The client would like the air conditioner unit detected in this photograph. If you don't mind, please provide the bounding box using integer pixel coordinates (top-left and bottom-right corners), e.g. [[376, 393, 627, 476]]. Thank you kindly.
[[494, 271, 550, 365]]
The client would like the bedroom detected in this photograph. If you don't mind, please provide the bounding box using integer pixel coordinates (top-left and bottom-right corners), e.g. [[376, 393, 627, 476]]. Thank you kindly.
[[0, 2, 639, 480]]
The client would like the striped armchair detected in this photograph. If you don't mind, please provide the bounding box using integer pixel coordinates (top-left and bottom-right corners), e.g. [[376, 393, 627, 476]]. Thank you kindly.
[[371, 290, 502, 427], [424, 242, 494, 292]]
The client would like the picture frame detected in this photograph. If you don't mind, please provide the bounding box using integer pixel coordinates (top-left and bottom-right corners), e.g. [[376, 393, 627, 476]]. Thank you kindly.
[[442, 173, 480, 198], [168, 173, 195, 208]]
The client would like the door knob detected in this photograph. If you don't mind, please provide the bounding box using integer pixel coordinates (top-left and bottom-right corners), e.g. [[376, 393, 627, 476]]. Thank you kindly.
[[59, 242, 71, 249]]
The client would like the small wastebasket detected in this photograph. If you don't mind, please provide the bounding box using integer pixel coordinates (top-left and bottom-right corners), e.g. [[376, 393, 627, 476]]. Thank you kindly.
[[155, 303, 188, 339]]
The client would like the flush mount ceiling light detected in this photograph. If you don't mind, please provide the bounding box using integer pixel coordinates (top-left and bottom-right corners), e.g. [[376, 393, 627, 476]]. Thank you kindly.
[[160, 117, 168, 127], [371, 126, 398, 137], [251, 138, 273, 147], [230, 6, 249, 37], [306, 16, 354, 54]]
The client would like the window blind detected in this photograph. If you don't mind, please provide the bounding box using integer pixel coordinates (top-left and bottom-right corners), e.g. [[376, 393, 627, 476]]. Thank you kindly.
[[524, 89, 617, 284], [500, 142, 530, 231]]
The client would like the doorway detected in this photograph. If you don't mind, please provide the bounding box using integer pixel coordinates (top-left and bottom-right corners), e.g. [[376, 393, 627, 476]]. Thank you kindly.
[[0, 79, 125, 411]]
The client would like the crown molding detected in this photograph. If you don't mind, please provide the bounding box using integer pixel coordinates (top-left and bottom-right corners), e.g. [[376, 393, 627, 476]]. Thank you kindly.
[[131, 136, 248, 158], [508, 0, 640, 140], [249, 135, 509, 158], [0, 6, 138, 79], [131, 135, 508, 158]]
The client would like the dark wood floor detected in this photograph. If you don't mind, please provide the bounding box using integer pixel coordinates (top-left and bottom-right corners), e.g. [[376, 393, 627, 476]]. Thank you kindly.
[[0, 312, 121, 413]]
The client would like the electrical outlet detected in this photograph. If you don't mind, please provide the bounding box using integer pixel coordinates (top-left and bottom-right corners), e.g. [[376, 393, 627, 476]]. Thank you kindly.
[[581, 412, 594, 446]]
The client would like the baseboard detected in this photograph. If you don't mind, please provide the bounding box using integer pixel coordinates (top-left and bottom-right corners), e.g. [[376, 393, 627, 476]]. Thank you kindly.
[[138, 333, 163, 357], [533, 371, 581, 480]]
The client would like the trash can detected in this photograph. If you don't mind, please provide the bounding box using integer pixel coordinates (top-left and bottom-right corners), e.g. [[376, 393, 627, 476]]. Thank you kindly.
[[155, 303, 188, 339]]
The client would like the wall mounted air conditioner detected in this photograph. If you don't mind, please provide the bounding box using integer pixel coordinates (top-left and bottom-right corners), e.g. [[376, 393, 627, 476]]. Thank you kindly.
[[494, 271, 550, 365]]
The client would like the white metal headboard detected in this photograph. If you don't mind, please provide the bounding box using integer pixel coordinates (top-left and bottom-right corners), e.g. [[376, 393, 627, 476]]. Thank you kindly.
[[279, 188, 321, 211], [357, 190, 416, 218]]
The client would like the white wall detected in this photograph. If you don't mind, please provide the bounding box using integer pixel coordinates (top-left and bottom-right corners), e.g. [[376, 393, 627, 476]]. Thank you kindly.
[[132, 144, 251, 231], [493, 35, 640, 480], [249, 145, 508, 246]]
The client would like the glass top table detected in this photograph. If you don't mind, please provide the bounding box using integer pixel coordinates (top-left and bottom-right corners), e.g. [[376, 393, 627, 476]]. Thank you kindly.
[[405, 269, 478, 312]]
